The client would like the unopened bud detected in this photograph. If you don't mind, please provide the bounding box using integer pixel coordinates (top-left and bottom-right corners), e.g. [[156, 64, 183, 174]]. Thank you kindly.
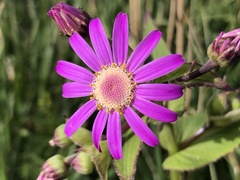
[[69, 127, 92, 146], [72, 151, 93, 175], [37, 154, 68, 180], [48, 2, 92, 36], [49, 124, 72, 148], [207, 28, 240, 67]]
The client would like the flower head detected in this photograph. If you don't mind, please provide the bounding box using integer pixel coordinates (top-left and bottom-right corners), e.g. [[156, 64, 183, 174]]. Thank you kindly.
[[56, 13, 184, 159], [208, 28, 240, 67], [48, 2, 91, 36]]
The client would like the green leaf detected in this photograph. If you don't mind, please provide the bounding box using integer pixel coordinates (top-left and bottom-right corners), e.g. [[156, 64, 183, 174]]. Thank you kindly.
[[159, 124, 178, 154], [84, 141, 111, 180], [210, 109, 240, 126], [173, 113, 207, 143], [157, 63, 190, 83], [113, 132, 142, 180], [168, 95, 185, 113], [163, 121, 240, 171]]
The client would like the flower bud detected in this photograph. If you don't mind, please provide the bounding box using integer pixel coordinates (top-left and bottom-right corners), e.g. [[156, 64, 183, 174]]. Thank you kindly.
[[71, 151, 93, 175], [207, 28, 240, 67], [69, 127, 92, 146], [37, 154, 68, 180], [49, 124, 73, 148], [48, 2, 92, 36]]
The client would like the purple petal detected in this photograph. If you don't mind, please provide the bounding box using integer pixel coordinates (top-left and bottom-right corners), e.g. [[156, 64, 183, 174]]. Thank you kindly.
[[134, 54, 185, 83], [89, 18, 112, 66], [64, 100, 96, 137], [123, 106, 159, 146], [222, 28, 240, 38], [107, 111, 122, 159], [132, 96, 178, 122], [135, 84, 183, 101], [69, 32, 101, 71], [56, 60, 94, 84], [112, 13, 128, 65], [36, 172, 44, 180], [92, 110, 108, 151], [126, 30, 161, 72], [62, 82, 92, 98]]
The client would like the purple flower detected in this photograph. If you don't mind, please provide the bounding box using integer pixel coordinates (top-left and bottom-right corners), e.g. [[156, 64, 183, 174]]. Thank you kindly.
[[56, 13, 185, 159]]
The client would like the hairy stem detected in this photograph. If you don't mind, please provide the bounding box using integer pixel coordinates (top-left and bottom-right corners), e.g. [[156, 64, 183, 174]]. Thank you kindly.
[[174, 59, 218, 82]]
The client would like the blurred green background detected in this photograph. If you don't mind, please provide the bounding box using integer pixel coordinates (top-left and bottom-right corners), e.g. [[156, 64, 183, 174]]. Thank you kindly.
[[0, 0, 240, 179]]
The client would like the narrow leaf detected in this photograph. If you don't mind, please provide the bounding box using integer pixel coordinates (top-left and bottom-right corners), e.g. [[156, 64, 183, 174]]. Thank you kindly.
[[173, 113, 207, 143], [84, 141, 111, 180], [163, 121, 240, 171], [113, 132, 142, 180], [168, 95, 185, 113]]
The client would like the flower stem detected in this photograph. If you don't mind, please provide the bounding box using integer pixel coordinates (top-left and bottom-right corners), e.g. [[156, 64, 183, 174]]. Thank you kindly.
[[175, 59, 218, 82], [209, 163, 218, 180]]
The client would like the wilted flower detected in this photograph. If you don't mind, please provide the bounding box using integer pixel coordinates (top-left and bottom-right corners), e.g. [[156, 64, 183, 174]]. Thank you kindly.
[[208, 28, 240, 67], [56, 13, 184, 159], [37, 154, 68, 180], [48, 2, 91, 36]]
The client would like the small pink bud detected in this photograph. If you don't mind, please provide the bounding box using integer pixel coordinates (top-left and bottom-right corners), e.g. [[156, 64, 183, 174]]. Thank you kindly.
[[48, 2, 92, 36], [71, 151, 93, 175], [207, 28, 240, 67], [49, 124, 72, 148], [37, 154, 68, 180]]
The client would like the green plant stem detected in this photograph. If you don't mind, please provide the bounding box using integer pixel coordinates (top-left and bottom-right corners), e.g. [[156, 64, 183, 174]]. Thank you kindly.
[[227, 152, 240, 179], [209, 163, 218, 180], [164, 124, 180, 180], [197, 87, 205, 113], [154, 145, 164, 180], [164, 124, 178, 155]]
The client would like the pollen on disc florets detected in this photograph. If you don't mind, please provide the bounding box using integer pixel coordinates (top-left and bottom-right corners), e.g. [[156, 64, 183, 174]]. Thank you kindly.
[[91, 63, 136, 113]]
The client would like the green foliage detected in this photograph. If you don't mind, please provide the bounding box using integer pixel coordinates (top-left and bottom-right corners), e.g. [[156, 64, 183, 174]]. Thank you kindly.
[[114, 131, 142, 180], [173, 113, 207, 144], [84, 141, 111, 180], [163, 121, 240, 171]]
